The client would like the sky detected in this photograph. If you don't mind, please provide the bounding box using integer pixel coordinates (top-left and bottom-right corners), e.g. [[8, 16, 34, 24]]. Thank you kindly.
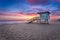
[[0, 0, 60, 14]]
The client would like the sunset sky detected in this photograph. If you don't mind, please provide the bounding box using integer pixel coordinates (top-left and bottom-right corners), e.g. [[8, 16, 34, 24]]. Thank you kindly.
[[0, 0, 60, 14], [0, 0, 60, 21]]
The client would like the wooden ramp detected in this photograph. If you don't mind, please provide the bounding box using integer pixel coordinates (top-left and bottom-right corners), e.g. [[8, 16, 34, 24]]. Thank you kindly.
[[27, 17, 40, 23]]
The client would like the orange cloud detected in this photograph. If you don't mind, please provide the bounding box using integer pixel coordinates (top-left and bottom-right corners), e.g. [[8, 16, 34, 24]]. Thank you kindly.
[[0, 13, 60, 21]]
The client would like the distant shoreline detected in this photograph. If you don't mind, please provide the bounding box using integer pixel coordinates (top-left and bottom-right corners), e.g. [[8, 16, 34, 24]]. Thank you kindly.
[[0, 20, 60, 24]]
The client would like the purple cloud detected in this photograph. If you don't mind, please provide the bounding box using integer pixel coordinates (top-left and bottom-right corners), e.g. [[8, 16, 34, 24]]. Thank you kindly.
[[27, 0, 50, 5], [54, 0, 60, 2]]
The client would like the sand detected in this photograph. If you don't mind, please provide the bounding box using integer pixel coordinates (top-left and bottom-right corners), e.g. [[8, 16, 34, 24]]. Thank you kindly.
[[0, 21, 60, 40]]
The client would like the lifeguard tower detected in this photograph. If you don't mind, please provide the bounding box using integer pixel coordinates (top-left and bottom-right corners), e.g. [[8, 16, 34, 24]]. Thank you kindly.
[[27, 11, 50, 24], [37, 11, 50, 24]]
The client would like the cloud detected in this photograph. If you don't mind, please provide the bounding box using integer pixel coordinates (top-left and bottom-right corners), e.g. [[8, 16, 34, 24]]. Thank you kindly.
[[54, 0, 60, 2], [27, 0, 50, 5], [0, 0, 60, 14], [0, 0, 24, 8]]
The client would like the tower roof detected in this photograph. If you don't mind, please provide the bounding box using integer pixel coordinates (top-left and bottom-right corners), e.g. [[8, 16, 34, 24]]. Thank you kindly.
[[37, 11, 50, 14]]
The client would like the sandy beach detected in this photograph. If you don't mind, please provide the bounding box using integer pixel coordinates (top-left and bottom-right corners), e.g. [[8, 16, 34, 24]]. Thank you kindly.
[[0, 21, 60, 40]]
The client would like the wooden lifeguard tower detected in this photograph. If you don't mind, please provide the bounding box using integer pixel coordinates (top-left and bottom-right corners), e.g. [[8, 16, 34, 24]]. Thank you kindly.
[[27, 11, 50, 24], [37, 11, 50, 24]]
